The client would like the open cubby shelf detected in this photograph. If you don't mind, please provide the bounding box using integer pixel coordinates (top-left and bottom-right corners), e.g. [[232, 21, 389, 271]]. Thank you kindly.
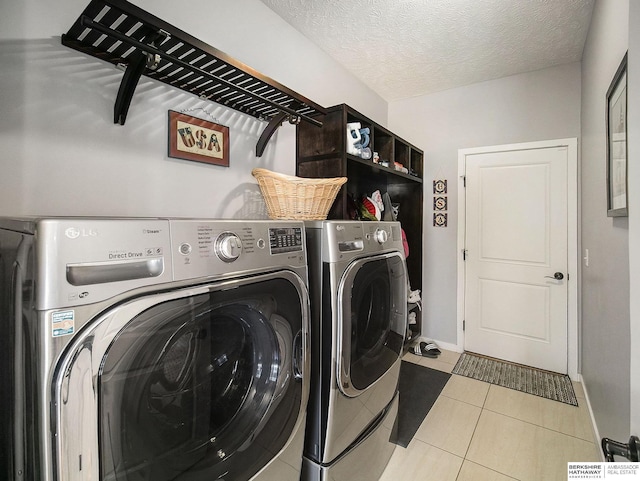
[[296, 104, 424, 346]]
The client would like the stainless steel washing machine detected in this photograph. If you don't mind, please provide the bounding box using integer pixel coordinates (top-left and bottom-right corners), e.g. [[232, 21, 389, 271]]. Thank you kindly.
[[302, 220, 407, 481], [0, 217, 310, 481]]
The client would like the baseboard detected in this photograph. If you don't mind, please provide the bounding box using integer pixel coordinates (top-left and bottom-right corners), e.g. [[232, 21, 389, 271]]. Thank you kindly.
[[417, 336, 461, 354], [578, 373, 605, 462]]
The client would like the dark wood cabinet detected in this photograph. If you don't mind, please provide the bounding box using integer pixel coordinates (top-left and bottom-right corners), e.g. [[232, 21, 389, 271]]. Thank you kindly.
[[296, 104, 423, 345]]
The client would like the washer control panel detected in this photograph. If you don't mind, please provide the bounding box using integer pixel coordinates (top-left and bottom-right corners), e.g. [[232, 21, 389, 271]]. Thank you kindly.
[[269, 227, 303, 255], [170, 220, 306, 281], [214, 232, 243, 262]]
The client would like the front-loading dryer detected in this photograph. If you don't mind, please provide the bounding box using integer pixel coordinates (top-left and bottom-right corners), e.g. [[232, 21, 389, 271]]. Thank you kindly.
[[0, 217, 310, 481], [302, 220, 407, 481]]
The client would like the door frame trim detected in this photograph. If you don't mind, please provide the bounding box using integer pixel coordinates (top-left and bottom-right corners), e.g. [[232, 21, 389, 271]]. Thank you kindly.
[[456, 138, 579, 379]]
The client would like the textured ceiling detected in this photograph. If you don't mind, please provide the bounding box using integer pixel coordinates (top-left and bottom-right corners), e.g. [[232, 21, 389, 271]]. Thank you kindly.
[[259, 0, 595, 101]]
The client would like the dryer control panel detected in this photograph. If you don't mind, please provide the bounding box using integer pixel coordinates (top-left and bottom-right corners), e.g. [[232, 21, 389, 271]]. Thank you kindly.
[[309, 220, 404, 263]]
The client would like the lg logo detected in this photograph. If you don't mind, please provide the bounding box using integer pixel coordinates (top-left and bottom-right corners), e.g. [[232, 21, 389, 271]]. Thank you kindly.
[[65, 227, 98, 239], [65, 228, 80, 239]]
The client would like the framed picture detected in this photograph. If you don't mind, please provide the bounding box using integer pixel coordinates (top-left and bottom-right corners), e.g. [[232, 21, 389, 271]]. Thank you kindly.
[[606, 53, 628, 217], [168, 110, 229, 167], [433, 196, 447, 211], [433, 179, 447, 194], [433, 212, 447, 227]]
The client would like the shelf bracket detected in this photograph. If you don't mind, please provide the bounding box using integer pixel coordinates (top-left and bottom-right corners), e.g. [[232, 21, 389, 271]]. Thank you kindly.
[[256, 102, 302, 157], [113, 52, 145, 125], [108, 25, 167, 125]]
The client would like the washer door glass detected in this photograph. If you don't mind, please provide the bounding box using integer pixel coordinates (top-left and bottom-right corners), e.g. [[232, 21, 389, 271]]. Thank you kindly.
[[340, 253, 406, 393], [98, 278, 304, 481]]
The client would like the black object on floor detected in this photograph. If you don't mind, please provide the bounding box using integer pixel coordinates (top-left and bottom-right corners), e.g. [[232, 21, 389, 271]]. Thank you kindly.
[[391, 360, 451, 448]]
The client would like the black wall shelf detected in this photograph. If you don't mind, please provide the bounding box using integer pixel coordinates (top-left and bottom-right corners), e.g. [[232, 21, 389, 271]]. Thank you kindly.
[[62, 0, 327, 156]]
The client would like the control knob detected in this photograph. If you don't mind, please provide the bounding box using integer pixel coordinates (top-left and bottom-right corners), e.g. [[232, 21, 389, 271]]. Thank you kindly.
[[215, 232, 242, 262], [374, 228, 388, 244]]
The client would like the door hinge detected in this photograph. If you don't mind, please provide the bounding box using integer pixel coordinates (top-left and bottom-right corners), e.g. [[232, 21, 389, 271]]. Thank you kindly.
[[463, 320, 466, 331], [463, 249, 468, 261], [461, 175, 466, 187]]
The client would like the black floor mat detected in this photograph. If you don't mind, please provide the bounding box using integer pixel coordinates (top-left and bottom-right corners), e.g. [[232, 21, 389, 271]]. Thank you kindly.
[[391, 360, 451, 448]]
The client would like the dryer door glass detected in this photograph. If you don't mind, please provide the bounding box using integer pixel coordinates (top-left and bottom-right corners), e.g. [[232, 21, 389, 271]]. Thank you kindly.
[[97, 278, 304, 481], [341, 253, 406, 392]]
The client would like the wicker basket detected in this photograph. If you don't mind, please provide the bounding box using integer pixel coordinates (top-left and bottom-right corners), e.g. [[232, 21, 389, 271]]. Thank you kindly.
[[252, 168, 347, 220]]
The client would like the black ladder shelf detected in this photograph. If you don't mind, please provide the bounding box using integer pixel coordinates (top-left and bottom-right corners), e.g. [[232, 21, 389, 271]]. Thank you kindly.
[[61, 0, 327, 156]]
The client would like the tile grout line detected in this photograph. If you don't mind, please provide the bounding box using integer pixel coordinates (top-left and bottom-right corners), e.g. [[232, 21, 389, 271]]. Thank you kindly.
[[459, 385, 521, 481], [404, 356, 470, 480], [482, 383, 595, 444], [457, 460, 522, 481], [459, 387, 486, 461], [479, 405, 598, 445], [452, 384, 491, 481]]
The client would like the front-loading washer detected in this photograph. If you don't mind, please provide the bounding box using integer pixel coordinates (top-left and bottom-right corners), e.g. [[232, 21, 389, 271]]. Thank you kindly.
[[302, 220, 407, 481], [0, 217, 310, 481]]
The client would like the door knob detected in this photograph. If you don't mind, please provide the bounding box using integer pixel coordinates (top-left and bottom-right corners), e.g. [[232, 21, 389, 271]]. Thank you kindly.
[[545, 272, 564, 280]]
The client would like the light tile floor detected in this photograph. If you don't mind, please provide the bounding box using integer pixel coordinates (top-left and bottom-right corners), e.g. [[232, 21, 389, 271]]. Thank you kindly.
[[380, 350, 601, 481]]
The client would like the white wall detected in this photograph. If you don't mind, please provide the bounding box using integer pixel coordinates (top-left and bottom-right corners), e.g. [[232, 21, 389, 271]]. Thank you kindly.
[[388, 63, 582, 344], [0, 0, 387, 218], [580, 0, 630, 442]]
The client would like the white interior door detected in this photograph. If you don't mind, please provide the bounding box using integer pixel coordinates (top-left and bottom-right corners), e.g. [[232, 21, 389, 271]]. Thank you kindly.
[[463, 144, 569, 373]]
